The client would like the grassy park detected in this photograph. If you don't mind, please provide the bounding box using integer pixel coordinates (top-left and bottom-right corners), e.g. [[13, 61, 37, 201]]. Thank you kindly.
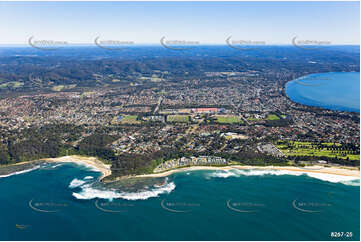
[[276, 140, 360, 161], [215, 115, 244, 124], [167, 115, 190, 123]]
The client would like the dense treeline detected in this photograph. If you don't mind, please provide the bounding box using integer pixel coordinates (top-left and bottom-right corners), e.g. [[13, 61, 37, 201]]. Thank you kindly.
[[0, 123, 359, 176], [77, 133, 117, 162], [217, 151, 288, 166], [0, 124, 82, 164], [109, 148, 181, 179], [290, 155, 360, 167]]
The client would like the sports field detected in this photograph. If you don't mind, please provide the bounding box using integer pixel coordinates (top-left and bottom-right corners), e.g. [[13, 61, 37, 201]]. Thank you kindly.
[[216, 115, 243, 124], [266, 114, 280, 120], [167, 115, 190, 123], [120, 115, 140, 124]]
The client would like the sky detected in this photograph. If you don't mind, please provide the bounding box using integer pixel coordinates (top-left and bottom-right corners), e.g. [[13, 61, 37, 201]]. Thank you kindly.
[[0, 1, 359, 45]]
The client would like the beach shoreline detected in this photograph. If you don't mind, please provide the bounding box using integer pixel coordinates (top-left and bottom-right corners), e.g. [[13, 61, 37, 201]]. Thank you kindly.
[[134, 164, 360, 179], [1, 156, 359, 181], [43, 156, 112, 180], [0, 155, 112, 181]]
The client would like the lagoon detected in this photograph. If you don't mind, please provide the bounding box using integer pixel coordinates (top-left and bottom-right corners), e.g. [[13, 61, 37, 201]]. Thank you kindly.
[[286, 72, 360, 112]]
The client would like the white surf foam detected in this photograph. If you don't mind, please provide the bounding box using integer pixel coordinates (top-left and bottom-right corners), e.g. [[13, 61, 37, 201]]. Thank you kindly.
[[75, 163, 101, 172], [306, 172, 360, 184], [340, 179, 360, 186], [208, 170, 236, 178], [72, 181, 176, 200], [0, 165, 40, 179], [69, 178, 87, 188], [84, 176, 94, 180], [59, 160, 100, 173], [51, 163, 63, 168], [207, 169, 360, 186], [208, 169, 304, 178]]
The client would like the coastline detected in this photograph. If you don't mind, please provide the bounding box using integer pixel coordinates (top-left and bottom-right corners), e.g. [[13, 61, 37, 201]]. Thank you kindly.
[[134, 165, 360, 179], [1, 156, 359, 182], [0, 155, 112, 181], [43, 156, 112, 180]]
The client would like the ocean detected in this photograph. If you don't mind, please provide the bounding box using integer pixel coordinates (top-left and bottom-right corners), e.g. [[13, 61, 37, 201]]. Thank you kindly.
[[0, 163, 359, 241], [285, 72, 360, 113]]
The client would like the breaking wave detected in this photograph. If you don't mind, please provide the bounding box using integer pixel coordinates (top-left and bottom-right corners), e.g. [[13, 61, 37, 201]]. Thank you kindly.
[[207, 169, 360, 186], [69, 178, 87, 188], [340, 179, 360, 186], [84, 176, 94, 180], [306, 172, 360, 184], [208, 169, 303, 178], [72, 181, 176, 200], [0, 165, 40, 179], [74, 163, 101, 172], [51, 163, 63, 168]]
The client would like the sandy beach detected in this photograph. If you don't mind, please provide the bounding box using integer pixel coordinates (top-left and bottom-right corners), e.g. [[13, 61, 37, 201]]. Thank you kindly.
[[1, 156, 359, 181], [0, 155, 112, 181], [43, 155, 112, 180], [134, 164, 360, 179]]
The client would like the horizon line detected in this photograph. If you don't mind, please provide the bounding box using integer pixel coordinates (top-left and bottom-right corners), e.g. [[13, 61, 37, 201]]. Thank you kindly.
[[0, 43, 359, 47]]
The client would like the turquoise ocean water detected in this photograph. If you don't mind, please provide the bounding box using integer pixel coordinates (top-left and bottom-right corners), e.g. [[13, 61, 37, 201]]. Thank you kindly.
[[0, 163, 359, 241], [286, 72, 360, 112]]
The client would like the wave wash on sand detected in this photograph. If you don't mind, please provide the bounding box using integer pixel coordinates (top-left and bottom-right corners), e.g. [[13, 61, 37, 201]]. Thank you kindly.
[[43, 156, 111, 180], [0, 155, 111, 181], [207, 169, 360, 186], [0, 165, 41, 178], [135, 164, 359, 181], [70, 165, 359, 201], [1, 156, 359, 202], [1, 155, 358, 183]]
